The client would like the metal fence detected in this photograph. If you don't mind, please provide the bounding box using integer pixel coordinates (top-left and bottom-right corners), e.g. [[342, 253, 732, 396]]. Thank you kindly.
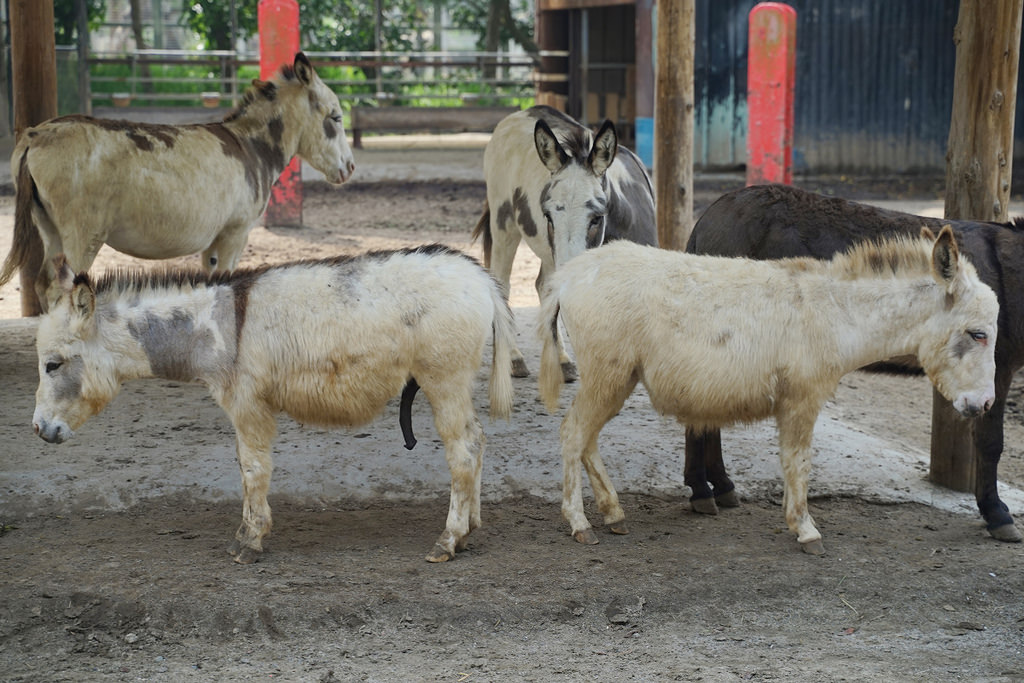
[[78, 48, 566, 112]]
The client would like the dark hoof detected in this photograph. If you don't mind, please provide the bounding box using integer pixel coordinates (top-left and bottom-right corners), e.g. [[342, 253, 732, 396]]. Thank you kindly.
[[511, 358, 530, 378], [988, 523, 1023, 543], [233, 546, 261, 564], [691, 497, 719, 515], [801, 539, 825, 555], [608, 521, 629, 535], [573, 528, 599, 545], [715, 490, 740, 508], [561, 361, 578, 384], [426, 543, 455, 563]]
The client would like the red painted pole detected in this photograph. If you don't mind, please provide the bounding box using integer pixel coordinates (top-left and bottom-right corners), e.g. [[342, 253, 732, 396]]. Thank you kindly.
[[746, 2, 796, 186], [259, 0, 303, 227]]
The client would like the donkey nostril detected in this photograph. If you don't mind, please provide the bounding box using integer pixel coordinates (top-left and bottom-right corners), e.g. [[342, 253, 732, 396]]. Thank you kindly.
[[33, 423, 40, 435]]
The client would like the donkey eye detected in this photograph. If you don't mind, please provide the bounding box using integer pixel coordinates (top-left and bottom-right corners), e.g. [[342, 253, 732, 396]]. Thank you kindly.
[[330, 114, 343, 124], [969, 330, 988, 343], [45, 361, 63, 374]]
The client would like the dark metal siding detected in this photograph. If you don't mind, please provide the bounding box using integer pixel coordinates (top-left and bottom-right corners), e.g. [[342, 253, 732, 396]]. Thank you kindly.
[[694, 0, 1004, 174]]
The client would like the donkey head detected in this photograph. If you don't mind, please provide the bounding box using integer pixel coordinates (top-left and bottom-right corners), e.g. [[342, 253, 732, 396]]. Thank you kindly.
[[33, 258, 117, 444], [533, 118, 618, 268], [917, 225, 999, 418], [278, 52, 356, 184]]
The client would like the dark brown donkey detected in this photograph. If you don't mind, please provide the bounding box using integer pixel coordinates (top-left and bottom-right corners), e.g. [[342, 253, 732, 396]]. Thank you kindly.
[[685, 183, 1024, 543]]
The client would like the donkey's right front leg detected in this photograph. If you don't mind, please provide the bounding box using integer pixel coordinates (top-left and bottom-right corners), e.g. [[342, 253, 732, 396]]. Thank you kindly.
[[228, 409, 278, 564]]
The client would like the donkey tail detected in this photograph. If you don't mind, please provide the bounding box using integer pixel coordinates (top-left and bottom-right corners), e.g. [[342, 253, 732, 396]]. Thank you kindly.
[[537, 284, 564, 413], [0, 149, 42, 289], [471, 201, 493, 269], [488, 277, 515, 419]]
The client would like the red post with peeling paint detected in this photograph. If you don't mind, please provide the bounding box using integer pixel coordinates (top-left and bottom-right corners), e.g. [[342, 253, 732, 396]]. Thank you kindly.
[[746, 2, 796, 186], [259, 0, 303, 227]]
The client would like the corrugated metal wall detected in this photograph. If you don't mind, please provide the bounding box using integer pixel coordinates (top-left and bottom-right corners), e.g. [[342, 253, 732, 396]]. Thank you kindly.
[[694, 0, 1013, 174]]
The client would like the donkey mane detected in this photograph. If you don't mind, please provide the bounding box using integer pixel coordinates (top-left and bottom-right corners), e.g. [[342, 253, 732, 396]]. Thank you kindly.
[[828, 235, 938, 280], [87, 244, 474, 299]]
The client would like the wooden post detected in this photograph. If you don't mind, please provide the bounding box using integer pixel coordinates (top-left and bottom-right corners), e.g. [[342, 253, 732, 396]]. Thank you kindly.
[[10, 0, 57, 316], [936, 0, 1022, 492], [259, 0, 303, 228], [746, 2, 796, 186], [655, 0, 696, 251]]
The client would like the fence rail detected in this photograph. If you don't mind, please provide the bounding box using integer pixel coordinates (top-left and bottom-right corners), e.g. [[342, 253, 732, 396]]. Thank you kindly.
[[82, 48, 568, 111]]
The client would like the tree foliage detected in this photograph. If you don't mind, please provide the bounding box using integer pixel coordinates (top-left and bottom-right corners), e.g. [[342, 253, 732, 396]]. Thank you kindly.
[[448, 0, 537, 54], [54, 0, 108, 45], [180, 1, 534, 53]]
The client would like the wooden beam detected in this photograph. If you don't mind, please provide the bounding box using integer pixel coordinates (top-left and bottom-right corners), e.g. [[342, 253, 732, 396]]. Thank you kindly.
[[936, 0, 1023, 492], [10, 0, 57, 316], [655, 0, 695, 251]]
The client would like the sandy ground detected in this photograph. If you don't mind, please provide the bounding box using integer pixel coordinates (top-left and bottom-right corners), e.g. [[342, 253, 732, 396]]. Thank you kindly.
[[2, 175, 1024, 681]]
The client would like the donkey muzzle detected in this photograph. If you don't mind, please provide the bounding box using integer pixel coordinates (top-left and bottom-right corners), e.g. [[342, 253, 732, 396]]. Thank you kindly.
[[34, 418, 73, 444]]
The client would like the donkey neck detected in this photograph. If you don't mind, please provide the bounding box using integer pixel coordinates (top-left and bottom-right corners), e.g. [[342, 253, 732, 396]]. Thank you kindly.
[[820, 271, 941, 372], [103, 284, 238, 384]]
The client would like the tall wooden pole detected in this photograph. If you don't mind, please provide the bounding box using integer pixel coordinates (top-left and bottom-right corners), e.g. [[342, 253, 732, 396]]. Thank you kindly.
[[935, 0, 1022, 492], [655, 0, 696, 251], [10, 0, 57, 316]]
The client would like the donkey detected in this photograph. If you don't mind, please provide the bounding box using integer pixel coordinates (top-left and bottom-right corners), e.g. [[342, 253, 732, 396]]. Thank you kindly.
[[538, 229, 998, 554], [472, 105, 657, 380], [1, 52, 356, 314], [32, 245, 515, 564], [685, 183, 1024, 543]]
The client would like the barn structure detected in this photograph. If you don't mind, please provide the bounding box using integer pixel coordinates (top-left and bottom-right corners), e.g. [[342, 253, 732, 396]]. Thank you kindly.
[[536, 0, 1024, 175]]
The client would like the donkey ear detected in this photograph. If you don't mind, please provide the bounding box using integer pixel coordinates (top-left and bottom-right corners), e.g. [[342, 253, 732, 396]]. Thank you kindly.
[[71, 278, 96, 319], [53, 255, 76, 294], [920, 226, 937, 241], [589, 119, 618, 177], [930, 224, 960, 288], [534, 119, 568, 173], [293, 52, 314, 84]]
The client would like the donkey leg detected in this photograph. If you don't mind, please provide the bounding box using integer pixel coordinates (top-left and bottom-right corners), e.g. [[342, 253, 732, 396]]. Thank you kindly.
[[421, 378, 483, 562], [705, 430, 740, 509], [534, 263, 576, 383], [974, 373, 1021, 542], [228, 407, 278, 564], [561, 372, 635, 544], [684, 427, 719, 515], [487, 226, 530, 377], [203, 222, 253, 272], [776, 407, 823, 554]]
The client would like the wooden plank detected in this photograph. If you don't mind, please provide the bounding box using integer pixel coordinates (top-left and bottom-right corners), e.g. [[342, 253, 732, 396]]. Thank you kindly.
[[351, 106, 517, 131]]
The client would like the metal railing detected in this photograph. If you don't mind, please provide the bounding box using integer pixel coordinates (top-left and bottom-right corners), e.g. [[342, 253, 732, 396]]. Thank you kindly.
[[85, 48, 569, 110]]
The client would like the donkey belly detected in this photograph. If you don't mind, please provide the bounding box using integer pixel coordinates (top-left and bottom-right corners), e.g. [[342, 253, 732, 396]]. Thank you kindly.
[[270, 358, 410, 428]]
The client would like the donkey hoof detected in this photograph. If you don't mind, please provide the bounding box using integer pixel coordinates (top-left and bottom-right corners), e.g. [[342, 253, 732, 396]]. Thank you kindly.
[[426, 543, 455, 563], [800, 539, 825, 555], [988, 523, 1023, 543], [690, 497, 719, 516], [561, 361, 578, 383], [608, 521, 629, 535], [573, 528, 600, 545], [233, 546, 262, 564], [715, 490, 741, 508], [511, 358, 530, 378]]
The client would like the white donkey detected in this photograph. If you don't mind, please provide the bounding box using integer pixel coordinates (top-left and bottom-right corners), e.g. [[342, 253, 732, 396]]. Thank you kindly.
[[2, 52, 356, 313], [539, 227, 998, 555], [33, 245, 514, 564], [473, 105, 656, 380]]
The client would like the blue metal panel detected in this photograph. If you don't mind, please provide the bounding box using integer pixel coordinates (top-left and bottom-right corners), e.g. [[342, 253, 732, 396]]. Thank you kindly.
[[694, 0, 976, 173]]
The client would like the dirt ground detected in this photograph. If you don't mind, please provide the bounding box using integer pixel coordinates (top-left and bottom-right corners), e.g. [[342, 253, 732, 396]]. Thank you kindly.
[[2, 178, 1024, 682]]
